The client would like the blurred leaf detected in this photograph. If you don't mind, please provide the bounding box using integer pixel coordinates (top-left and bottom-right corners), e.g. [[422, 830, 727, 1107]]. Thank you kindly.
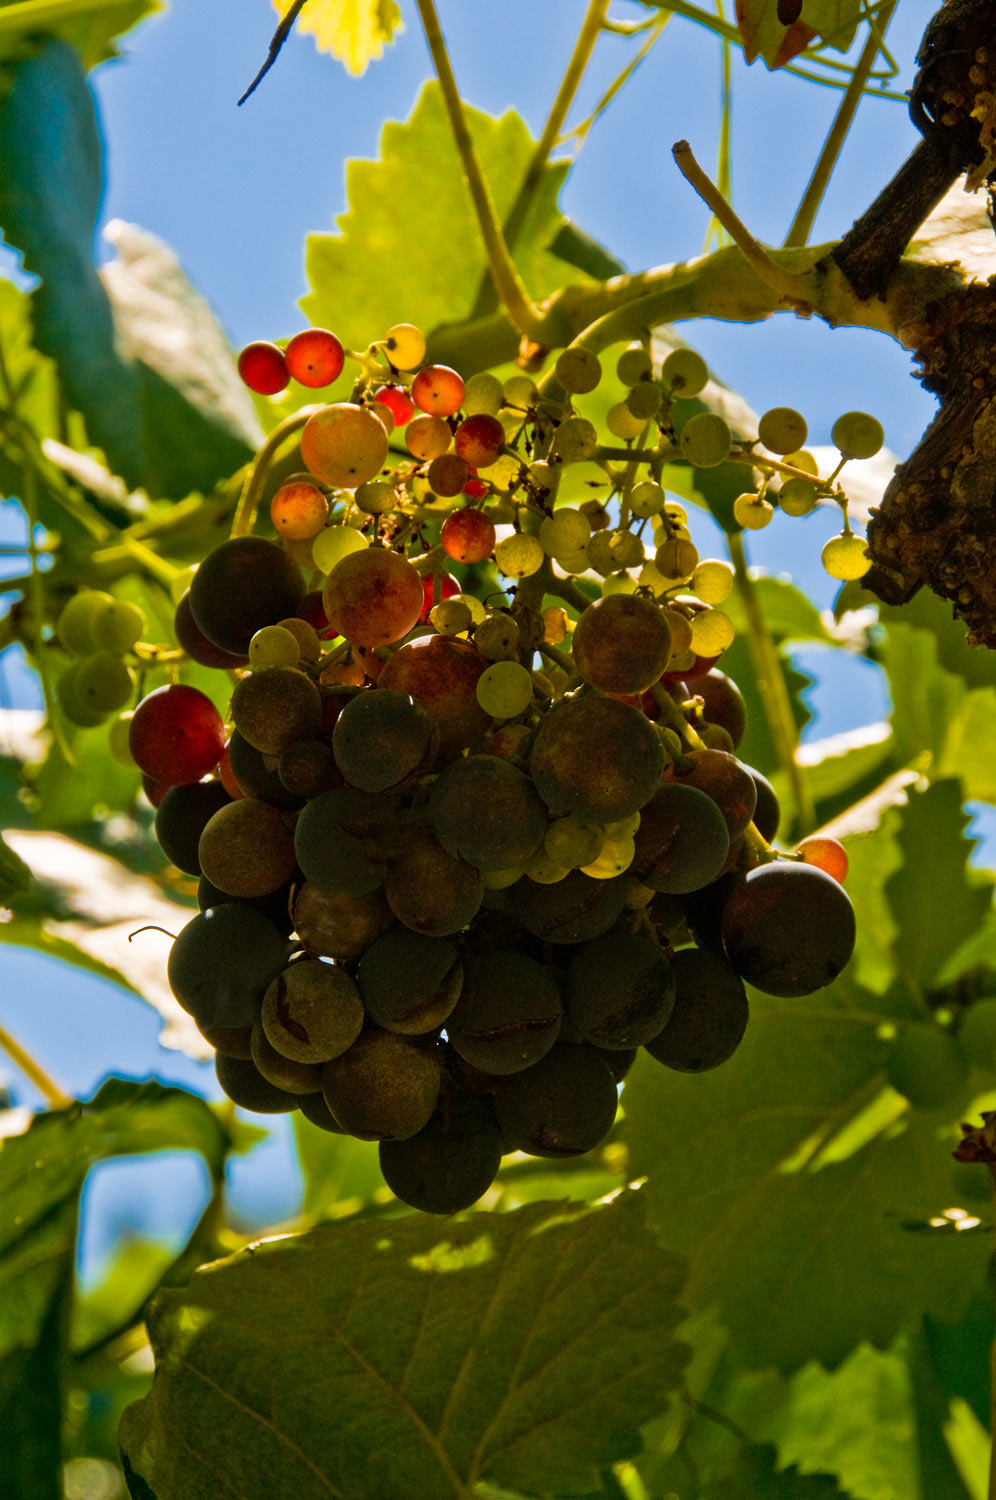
[[0, 42, 258, 496], [938, 688, 996, 804], [0, 1265, 69, 1500], [0, 0, 160, 69], [271, 0, 402, 76], [72, 1237, 177, 1353], [717, 632, 811, 779], [704, 1443, 849, 1498], [119, 1194, 689, 1499], [885, 781, 994, 993], [908, 1324, 981, 1500], [725, 573, 832, 644], [839, 811, 904, 995], [293, 1114, 384, 1217], [0, 829, 31, 900], [876, 590, 996, 691], [797, 722, 896, 810], [734, 0, 859, 67], [880, 622, 965, 769], [906, 179, 996, 285]]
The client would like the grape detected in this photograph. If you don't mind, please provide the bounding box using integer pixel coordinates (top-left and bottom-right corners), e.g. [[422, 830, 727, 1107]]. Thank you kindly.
[[732, 493, 774, 530], [173, 591, 248, 670], [441, 507, 496, 564], [587, 528, 644, 575], [284, 327, 345, 388], [384, 829, 484, 936], [332, 688, 438, 793], [427, 453, 469, 497], [796, 836, 848, 883], [629, 481, 665, 519], [237, 341, 288, 395], [749, 767, 781, 842], [626, 381, 662, 420], [541, 606, 568, 644], [188, 537, 305, 656], [654, 537, 699, 579], [530, 695, 664, 825], [721, 862, 856, 996], [356, 928, 462, 1034], [430, 598, 473, 636], [261, 957, 364, 1063], [958, 998, 996, 1068], [508, 868, 628, 944], [224, 729, 301, 810], [679, 412, 732, 467], [301, 403, 388, 489], [693, 670, 747, 747], [632, 782, 731, 894], [886, 1023, 968, 1108], [378, 634, 489, 757], [55, 665, 104, 727], [567, 932, 675, 1048], [428, 755, 547, 871], [129, 685, 226, 785], [298, 1092, 349, 1134], [57, 589, 114, 655], [405, 414, 452, 461], [580, 834, 635, 879], [822, 533, 872, 581], [572, 595, 672, 696], [231, 666, 322, 757], [322, 1027, 441, 1139], [691, 559, 734, 605], [295, 787, 398, 896], [758, 407, 808, 454], [419, 570, 459, 623], [552, 416, 598, 462], [292, 880, 394, 962], [248, 625, 301, 671], [411, 363, 464, 417], [472, 616, 518, 664], [661, 348, 709, 396], [167, 902, 293, 1029], [108, 712, 136, 766], [215, 1052, 302, 1113], [351, 481, 396, 517], [198, 1022, 252, 1059], [277, 738, 339, 799], [538, 508, 591, 561], [476, 661, 534, 720], [447, 949, 562, 1074], [275, 616, 321, 662], [544, 816, 603, 869], [73, 651, 134, 714], [379, 1096, 503, 1213], [375, 385, 416, 427], [775, 479, 817, 520], [454, 412, 504, 467], [322, 548, 424, 648], [554, 346, 602, 394], [90, 596, 146, 653], [665, 749, 757, 841], [463, 371, 504, 415], [606, 401, 646, 441], [383, 322, 426, 370], [831, 411, 884, 460], [250, 1022, 324, 1094], [493, 1041, 618, 1156], [662, 607, 693, 656], [198, 798, 298, 898], [197, 875, 295, 935], [270, 478, 329, 541], [155, 779, 231, 876], [494, 533, 544, 580], [617, 347, 653, 385], [644, 946, 749, 1071]]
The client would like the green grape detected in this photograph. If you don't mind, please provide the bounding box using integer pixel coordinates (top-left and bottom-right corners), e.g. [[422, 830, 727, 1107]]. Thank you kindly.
[[601, 570, 638, 596], [958, 998, 996, 1068], [383, 322, 425, 369], [554, 346, 602, 394], [494, 532, 544, 579], [473, 614, 520, 661], [587, 528, 644, 575], [732, 492, 774, 530], [778, 477, 819, 516], [538, 508, 592, 560], [691, 559, 735, 604], [430, 598, 473, 636], [74, 651, 134, 714], [544, 815, 604, 869], [312, 523, 369, 574], [503, 374, 539, 409], [476, 661, 534, 719], [521, 847, 572, 884], [616, 346, 653, 386], [481, 453, 522, 490], [582, 835, 635, 879], [606, 401, 646, 440], [629, 481, 665, 519], [108, 712, 136, 767], [249, 624, 301, 669], [552, 416, 598, 462], [354, 480, 398, 515], [661, 348, 709, 396], [887, 1022, 968, 1108], [822, 532, 871, 581], [689, 608, 735, 656], [91, 597, 147, 653], [602, 811, 641, 840], [56, 589, 114, 656], [625, 381, 662, 420], [482, 865, 523, 889], [679, 412, 732, 467], [655, 537, 698, 579], [758, 406, 808, 455], [463, 371, 504, 415], [831, 411, 884, 460], [453, 592, 487, 626], [552, 547, 590, 575]]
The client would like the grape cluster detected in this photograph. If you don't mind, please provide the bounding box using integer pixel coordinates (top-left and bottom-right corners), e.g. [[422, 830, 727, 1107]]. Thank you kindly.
[[121, 323, 860, 1214]]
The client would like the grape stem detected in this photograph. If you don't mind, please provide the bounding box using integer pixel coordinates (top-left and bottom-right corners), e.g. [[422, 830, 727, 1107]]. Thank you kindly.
[[230, 407, 320, 540], [413, 0, 546, 342], [0, 1020, 72, 1110]]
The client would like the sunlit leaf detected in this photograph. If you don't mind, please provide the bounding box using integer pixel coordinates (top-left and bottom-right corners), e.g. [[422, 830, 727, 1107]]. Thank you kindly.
[[271, 0, 402, 76], [0, 0, 160, 69], [906, 178, 996, 285]]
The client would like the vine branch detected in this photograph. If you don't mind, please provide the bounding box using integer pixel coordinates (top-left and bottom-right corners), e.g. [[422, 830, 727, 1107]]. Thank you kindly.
[[0, 1020, 72, 1110]]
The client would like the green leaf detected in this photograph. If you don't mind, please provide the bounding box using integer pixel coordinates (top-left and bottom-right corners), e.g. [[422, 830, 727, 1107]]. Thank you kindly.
[[879, 622, 965, 769], [734, 0, 860, 68], [938, 688, 996, 804], [0, 0, 160, 70], [293, 1112, 384, 1218], [839, 811, 904, 996], [0, 829, 31, 901], [623, 980, 989, 1371], [0, 1265, 70, 1500], [704, 1444, 849, 1498], [119, 1194, 689, 1500], [302, 82, 578, 363], [877, 589, 996, 691], [724, 573, 832, 644], [271, 0, 403, 77], [797, 723, 896, 816], [0, 42, 258, 496], [714, 633, 811, 781], [885, 781, 994, 994]]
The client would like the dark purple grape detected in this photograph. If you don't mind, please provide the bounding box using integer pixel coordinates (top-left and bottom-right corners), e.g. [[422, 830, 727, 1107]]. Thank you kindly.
[[644, 946, 748, 1071], [566, 932, 675, 1048], [215, 1051, 304, 1113], [188, 537, 305, 655], [632, 782, 730, 895], [379, 1096, 503, 1213], [447, 949, 562, 1074], [720, 862, 856, 996], [167, 904, 293, 1029], [492, 1042, 619, 1157], [155, 780, 232, 876]]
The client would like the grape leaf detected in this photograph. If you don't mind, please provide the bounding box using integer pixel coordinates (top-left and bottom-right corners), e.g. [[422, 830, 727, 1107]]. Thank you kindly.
[[797, 723, 896, 814], [885, 780, 994, 994], [704, 1444, 849, 1498], [838, 810, 903, 996], [0, 1272, 68, 1500], [937, 688, 996, 804], [876, 588, 996, 691], [0, 830, 31, 901], [623, 979, 988, 1371], [879, 622, 965, 769], [119, 1194, 689, 1500], [723, 573, 832, 644], [271, 0, 402, 76], [0, 0, 160, 69], [734, 0, 860, 68], [0, 42, 257, 496], [293, 1112, 383, 1218]]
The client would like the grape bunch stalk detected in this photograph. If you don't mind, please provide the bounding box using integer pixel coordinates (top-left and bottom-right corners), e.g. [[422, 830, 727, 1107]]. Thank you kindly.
[[63, 320, 863, 1214]]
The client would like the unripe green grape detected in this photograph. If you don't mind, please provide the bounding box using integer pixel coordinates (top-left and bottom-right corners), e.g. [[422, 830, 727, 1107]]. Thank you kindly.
[[691, 559, 734, 604], [662, 501, 688, 527], [473, 614, 520, 661], [74, 650, 134, 713], [626, 381, 662, 420], [822, 532, 872, 581], [56, 589, 114, 656], [617, 346, 653, 385], [663, 608, 693, 655], [637, 562, 670, 597], [494, 533, 544, 579], [249, 625, 301, 670], [553, 547, 590, 575], [602, 811, 640, 841], [276, 616, 321, 662], [581, 834, 635, 880], [545, 815, 604, 869], [406, 414, 452, 462], [430, 598, 473, 636], [554, 346, 602, 394], [527, 461, 557, 499], [312, 524, 369, 574], [522, 847, 572, 884], [887, 1022, 968, 1108], [655, 537, 699, 579], [483, 866, 523, 890], [383, 322, 425, 370], [463, 371, 504, 415], [607, 401, 646, 441], [784, 448, 820, 476], [758, 406, 808, 455], [108, 712, 136, 767], [454, 593, 487, 626], [56, 664, 108, 727], [832, 411, 884, 460], [553, 416, 598, 463], [476, 660, 534, 719], [91, 597, 147, 653], [587, 528, 644, 575], [689, 608, 735, 656], [629, 481, 665, 519], [778, 477, 819, 517], [958, 998, 996, 1068], [480, 453, 522, 491], [680, 412, 732, 467], [732, 492, 774, 530], [503, 375, 539, 409], [602, 570, 638, 597], [661, 348, 709, 396], [538, 507, 591, 560]]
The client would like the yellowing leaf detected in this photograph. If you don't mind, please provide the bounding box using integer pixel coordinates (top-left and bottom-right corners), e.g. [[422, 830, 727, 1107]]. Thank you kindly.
[[271, 0, 402, 76]]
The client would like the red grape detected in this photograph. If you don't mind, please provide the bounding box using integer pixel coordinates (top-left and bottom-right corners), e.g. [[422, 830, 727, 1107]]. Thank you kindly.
[[284, 328, 345, 388], [322, 548, 424, 647], [129, 685, 226, 786], [237, 341, 288, 395], [454, 413, 504, 468], [298, 589, 337, 638], [463, 477, 489, 499], [440, 508, 496, 564], [374, 384, 415, 425], [420, 570, 459, 621], [797, 836, 849, 883], [411, 364, 465, 418]]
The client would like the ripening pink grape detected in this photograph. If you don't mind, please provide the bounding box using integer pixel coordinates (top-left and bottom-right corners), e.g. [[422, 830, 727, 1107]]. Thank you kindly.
[[374, 385, 415, 425], [284, 328, 345, 388], [129, 684, 226, 786], [420, 571, 460, 622], [797, 836, 848, 883], [463, 477, 488, 499], [237, 341, 288, 395], [370, 401, 395, 434], [269, 478, 329, 540], [322, 549, 424, 647], [441, 508, 496, 564], [406, 415, 452, 462], [454, 413, 504, 468], [411, 364, 465, 417]]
